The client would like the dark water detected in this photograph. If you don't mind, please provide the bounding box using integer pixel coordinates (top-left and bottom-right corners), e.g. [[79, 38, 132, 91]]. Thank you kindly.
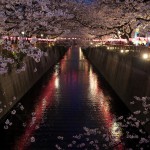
[[0, 47, 149, 150]]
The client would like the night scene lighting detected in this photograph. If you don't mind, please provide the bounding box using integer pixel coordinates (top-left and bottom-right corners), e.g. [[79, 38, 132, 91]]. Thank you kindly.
[[0, 0, 150, 150]]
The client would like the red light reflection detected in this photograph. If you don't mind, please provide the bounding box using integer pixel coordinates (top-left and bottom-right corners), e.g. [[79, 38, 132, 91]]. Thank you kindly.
[[14, 74, 57, 150]]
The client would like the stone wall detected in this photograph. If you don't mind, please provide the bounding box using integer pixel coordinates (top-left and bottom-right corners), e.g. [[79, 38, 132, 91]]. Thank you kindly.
[[0, 46, 67, 119]]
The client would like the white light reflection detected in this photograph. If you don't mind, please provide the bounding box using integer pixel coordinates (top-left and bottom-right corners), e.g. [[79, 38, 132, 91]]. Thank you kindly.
[[54, 65, 60, 89], [55, 77, 59, 89], [79, 47, 84, 60], [111, 122, 122, 142], [89, 67, 98, 96]]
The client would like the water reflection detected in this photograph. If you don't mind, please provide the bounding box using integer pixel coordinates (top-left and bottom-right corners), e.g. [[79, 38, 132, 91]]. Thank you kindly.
[[55, 76, 59, 89], [111, 122, 122, 142], [54, 65, 60, 89], [88, 64, 123, 149], [14, 73, 57, 150], [0, 46, 149, 149], [79, 47, 84, 60]]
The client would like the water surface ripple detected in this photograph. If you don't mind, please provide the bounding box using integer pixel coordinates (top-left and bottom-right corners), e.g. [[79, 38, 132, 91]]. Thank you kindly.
[[0, 47, 149, 150]]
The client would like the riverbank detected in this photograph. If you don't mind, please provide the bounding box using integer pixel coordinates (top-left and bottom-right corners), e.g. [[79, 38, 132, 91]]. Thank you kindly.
[[82, 46, 150, 133], [0, 46, 67, 119]]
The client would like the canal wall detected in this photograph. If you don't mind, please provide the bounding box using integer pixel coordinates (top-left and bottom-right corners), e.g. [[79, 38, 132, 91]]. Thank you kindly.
[[83, 47, 150, 133], [0, 46, 67, 119]]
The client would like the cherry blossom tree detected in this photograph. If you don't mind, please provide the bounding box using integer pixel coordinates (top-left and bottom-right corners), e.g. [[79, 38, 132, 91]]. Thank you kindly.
[[0, 0, 149, 40], [0, 0, 150, 74], [79, 0, 150, 41]]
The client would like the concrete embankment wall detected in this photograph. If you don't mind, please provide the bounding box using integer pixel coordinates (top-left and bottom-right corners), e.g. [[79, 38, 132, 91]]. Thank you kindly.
[[83, 47, 150, 132], [0, 46, 67, 119]]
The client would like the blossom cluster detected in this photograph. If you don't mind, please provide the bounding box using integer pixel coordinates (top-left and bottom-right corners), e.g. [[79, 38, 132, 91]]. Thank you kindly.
[[0, 56, 14, 74]]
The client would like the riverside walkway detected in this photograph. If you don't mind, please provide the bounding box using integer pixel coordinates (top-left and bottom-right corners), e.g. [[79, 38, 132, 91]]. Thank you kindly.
[[0, 46, 149, 150]]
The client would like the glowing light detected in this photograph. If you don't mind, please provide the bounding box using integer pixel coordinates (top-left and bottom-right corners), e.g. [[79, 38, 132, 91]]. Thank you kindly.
[[79, 47, 84, 60], [142, 53, 149, 59], [21, 31, 25, 35], [55, 77, 59, 89], [89, 67, 98, 94], [48, 43, 51, 47], [111, 122, 122, 142], [135, 28, 139, 33], [120, 50, 124, 53], [125, 50, 129, 53]]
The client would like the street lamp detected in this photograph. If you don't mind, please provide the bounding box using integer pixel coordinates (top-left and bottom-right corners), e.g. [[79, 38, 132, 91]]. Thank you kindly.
[[21, 31, 25, 37], [142, 53, 149, 60], [41, 34, 44, 38]]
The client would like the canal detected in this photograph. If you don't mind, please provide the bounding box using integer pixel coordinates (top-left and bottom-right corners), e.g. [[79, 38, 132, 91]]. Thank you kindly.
[[0, 47, 149, 150]]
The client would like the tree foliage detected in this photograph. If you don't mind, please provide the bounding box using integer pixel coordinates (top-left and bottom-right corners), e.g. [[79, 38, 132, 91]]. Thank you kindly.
[[0, 0, 149, 39], [0, 0, 150, 74]]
